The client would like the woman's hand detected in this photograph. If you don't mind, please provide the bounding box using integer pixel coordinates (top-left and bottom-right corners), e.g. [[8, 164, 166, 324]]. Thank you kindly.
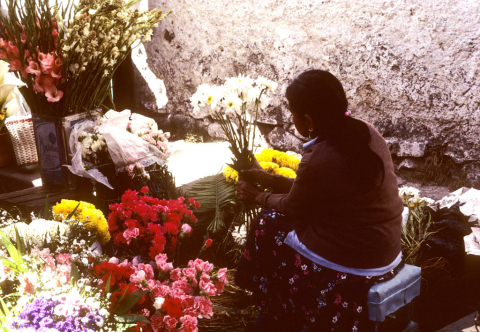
[[236, 180, 264, 204], [240, 159, 274, 187]]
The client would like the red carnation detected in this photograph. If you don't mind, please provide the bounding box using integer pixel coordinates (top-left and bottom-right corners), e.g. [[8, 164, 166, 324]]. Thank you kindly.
[[205, 239, 213, 247], [140, 186, 149, 194], [162, 295, 183, 319]]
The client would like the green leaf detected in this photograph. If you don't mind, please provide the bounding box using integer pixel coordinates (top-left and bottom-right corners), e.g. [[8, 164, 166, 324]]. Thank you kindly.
[[66, 202, 81, 220], [0, 296, 10, 317], [113, 290, 148, 316], [104, 272, 113, 294], [44, 195, 53, 220], [14, 226, 26, 256], [70, 262, 80, 287], [0, 257, 19, 273], [0, 230, 23, 267], [115, 314, 151, 324]]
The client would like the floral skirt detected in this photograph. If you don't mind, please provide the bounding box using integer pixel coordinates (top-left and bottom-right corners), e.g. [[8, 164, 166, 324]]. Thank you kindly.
[[235, 209, 403, 332]]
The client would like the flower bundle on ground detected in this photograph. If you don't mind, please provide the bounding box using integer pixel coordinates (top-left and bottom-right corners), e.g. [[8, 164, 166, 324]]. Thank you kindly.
[[223, 148, 301, 183], [0, 0, 170, 115], [53, 199, 111, 244], [108, 187, 201, 259], [398, 186, 434, 265]]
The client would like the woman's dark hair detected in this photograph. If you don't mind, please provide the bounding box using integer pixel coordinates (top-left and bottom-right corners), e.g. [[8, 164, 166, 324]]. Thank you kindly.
[[286, 69, 385, 190]]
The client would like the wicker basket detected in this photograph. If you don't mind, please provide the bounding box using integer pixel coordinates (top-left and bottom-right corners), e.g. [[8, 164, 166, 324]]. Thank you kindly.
[[5, 116, 39, 170]]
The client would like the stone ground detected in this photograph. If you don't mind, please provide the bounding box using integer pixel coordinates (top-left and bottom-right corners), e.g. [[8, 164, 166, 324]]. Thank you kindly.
[[397, 175, 451, 200], [436, 311, 478, 332]]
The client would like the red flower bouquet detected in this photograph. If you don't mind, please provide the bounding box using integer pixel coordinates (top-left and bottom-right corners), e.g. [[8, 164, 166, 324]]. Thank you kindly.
[[108, 187, 200, 259]]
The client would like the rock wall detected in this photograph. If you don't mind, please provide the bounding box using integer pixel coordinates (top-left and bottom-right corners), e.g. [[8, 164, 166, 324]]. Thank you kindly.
[[133, 0, 480, 185]]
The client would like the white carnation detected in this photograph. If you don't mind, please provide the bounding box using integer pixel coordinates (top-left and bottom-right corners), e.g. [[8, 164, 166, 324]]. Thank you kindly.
[[153, 297, 165, 310]]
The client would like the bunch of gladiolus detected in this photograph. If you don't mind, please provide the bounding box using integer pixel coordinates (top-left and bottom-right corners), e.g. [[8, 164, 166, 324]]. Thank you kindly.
[[0, 0, 169, 115], [108, 187, 200, 259]]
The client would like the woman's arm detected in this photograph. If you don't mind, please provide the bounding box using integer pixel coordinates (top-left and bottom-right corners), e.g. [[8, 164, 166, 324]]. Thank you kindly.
[[240, 159, 295, 194], [237, 149, 321, 216]]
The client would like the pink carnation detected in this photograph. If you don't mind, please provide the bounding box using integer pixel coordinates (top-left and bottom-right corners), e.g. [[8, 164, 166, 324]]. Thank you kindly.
[[163, 315, 178, 330], [182, 267, 196, 280], [150, 311, 165, 332], [181, 223, 192, 236], [130, 270, 146, 284], [170, 268, 182, 281], [200, 281, 216, 296], [155, 253, 168, 265], [179, 315, 198, 332], [123, 227, 140, 244], [151, 282, 171, 298], [138, 263, 155, 280], [108, 257, 120, 264], [216, 268, 228, 285], [194, 296, 213, 319], [172, 280, 193, 297]]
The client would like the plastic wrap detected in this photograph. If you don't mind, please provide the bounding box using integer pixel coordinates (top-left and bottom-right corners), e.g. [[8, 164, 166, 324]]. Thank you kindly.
[[67, 119, 113, 189], [97, 109, 169, 171], [67, 110, 171, 188]]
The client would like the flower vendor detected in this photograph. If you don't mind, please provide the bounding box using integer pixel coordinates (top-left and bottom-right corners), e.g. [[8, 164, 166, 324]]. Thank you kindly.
[[235, 70, 404, 331]]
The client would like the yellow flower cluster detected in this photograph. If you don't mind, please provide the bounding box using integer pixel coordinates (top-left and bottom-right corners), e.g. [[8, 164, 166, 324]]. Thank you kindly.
[[275, 167, 297, 178], [223, 149, 301, 183], [258, 161, 279, 173], [52, 199, 111, 244], [223, 165, 239, 183], [0, 108, 5, 121], [255, 149, 301, 172]]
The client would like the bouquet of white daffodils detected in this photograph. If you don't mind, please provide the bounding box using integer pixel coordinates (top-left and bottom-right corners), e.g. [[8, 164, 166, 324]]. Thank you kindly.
[[190, 74, 277, 172]]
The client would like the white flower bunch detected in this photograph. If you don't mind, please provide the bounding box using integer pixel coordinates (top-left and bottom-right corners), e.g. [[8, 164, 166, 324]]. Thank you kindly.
[[399, 186, 420, 199], [78, 130, 108, 164], [399, 186, 434, 207], [190, 74, 277, 119], [0, 219, 70, 249]]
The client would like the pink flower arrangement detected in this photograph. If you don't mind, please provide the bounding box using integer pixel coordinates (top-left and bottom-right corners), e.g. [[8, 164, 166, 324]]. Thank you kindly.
[[14, 248, 73, 296], [108, 188, 201, 258], [95, 255, 228, 332]]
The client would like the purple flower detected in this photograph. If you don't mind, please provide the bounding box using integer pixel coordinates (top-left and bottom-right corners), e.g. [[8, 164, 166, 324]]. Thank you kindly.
[[11, 293, 104, 332], [40, 316, 54, 327]]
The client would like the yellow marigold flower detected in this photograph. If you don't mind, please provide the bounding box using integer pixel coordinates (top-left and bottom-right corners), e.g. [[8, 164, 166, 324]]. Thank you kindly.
[[255, 149, 275, 163], [223, 165, 239, 183], [275, 167, 297, 179], [52, 199, 110, 244], [286, 155, 301, 171], [259, 161, 279, 174], [274, 152, 290, 168]]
